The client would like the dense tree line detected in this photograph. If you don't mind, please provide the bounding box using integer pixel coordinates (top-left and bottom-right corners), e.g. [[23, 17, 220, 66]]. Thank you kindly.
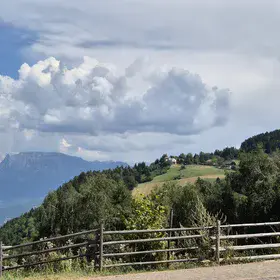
[[173, 147, 239, 166], [241, 129, 280, 154]]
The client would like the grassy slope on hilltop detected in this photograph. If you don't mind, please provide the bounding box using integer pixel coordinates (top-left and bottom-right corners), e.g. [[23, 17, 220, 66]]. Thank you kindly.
[[133, 164, 226, 196]]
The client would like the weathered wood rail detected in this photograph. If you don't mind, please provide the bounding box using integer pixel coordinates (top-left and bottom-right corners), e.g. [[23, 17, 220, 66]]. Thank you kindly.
[[0, 229, 98, 277], [1, 220, 280, 277]]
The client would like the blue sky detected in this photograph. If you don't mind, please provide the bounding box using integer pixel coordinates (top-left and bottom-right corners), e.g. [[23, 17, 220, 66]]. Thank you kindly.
[[0, 22, 36, 78], [0, 0, 280, 163]]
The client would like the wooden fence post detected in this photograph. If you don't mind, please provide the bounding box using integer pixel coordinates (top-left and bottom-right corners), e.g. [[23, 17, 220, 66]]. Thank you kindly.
[[93, 231, 99, 270], [0, 241, 3, 278], [99, 223, 104, 272], [167, 209, 174, 265], [216, 220, 221, 264]]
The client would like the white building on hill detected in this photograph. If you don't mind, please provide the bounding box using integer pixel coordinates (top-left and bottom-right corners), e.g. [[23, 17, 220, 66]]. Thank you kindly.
[[164, 155, 177, 165]]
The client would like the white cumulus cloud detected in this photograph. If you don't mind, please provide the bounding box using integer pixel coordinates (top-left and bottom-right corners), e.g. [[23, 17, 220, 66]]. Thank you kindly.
[[0, 57, 230, 138]]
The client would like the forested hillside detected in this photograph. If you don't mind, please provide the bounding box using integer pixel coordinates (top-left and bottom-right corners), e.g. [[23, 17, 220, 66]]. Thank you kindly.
[[2, 147, 280, 246], [241, 129, 280, 153], [2, 130, 280, 246], [0, 157, 172, 244]]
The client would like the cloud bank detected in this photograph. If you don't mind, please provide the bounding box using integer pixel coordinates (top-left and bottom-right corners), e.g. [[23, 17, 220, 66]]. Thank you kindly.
[[1, 1, 280, 163], [0, 57, 230, 139]]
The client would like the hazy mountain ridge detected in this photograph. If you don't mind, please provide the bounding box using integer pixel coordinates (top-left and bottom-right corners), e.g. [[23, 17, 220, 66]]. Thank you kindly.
[[0, 152, 127, 224]]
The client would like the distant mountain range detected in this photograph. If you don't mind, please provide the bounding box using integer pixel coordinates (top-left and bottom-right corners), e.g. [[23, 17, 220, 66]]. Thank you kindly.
[[0, 152, 127, 224]]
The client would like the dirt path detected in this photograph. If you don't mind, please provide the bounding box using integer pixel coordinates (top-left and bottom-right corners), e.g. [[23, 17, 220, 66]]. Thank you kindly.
[[92, 261, 280, 280]]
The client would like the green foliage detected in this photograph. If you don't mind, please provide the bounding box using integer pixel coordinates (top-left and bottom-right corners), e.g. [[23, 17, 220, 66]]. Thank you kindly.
[[123, 194, 167, 230], [195, 178, 222, 214], [0, 210, 38, 245], [214, 147, 239, 160], [36, 173, 133, 237], [175, 147, 238, 166], [221, 148, 280, 223], [0, 173, 133, 244], [241, 129, 280, 153], [114, 194, 169, 266], [157, 182, 204, 227], [2, 237, 92, 279]]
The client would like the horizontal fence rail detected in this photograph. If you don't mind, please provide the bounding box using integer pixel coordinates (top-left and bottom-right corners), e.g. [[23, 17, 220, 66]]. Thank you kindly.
[[103, 234, 204, 246], [219, 232, 280, 240], [2, 220, 280, 276], [220, 221, 280, 228], [4, 241, 89, 260], [103, 226, 214, 235], [2, 229, 98, 251], [0, 229, 98, 276]]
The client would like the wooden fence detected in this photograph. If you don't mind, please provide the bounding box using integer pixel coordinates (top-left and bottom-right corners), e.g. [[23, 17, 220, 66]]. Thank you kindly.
[[2, 220, 280, 277]]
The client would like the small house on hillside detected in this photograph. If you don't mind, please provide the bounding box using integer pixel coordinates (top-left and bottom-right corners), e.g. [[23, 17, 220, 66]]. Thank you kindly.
[[164, 156, 177, 165]]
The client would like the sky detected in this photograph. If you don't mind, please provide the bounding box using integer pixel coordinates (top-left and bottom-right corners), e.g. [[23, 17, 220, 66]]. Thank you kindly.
[[0, 0, 280, 164]]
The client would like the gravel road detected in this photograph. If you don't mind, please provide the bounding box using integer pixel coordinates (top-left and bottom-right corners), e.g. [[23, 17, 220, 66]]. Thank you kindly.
[[92, 261, 280, 280]]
